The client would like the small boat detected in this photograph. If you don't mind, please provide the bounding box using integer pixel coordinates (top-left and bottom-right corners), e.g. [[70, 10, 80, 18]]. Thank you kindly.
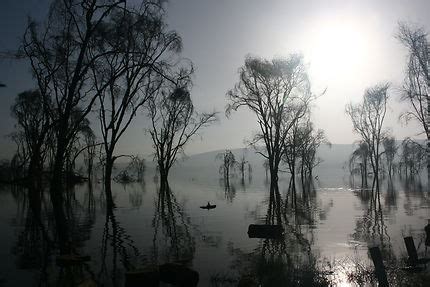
[[200, 202, 216, 210]]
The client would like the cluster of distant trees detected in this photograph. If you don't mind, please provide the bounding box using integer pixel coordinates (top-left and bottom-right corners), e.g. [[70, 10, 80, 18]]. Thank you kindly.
[[346, 23, 429, 189]]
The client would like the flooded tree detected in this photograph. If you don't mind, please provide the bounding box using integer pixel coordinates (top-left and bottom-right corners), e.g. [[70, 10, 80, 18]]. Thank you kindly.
[[129, 155, 146, 182], [226, 55, 311, 186], [10, 90, 51, 186], [92, 3, 183, 207], [346, 83, 390, 190], [11, 90, 52, 219], [349, 141, 370, 187], [263, 159, 270, 180], [396, 23, 429, 182], [283, 120, 304, 190], [283, 116, 329, 190], [298, 121, 330, 181], [382, 136, 397, 177], [216, 149, 237, 185], [21, 0, 129, 253], [399, 138, 425, 177], [82, 128, 98, 181], [148, 70, 217, 184], [238, 153, 249, 184]]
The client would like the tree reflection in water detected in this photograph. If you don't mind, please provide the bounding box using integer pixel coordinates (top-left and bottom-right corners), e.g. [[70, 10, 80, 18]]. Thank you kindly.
[[12, 184, 52, 285], [221, 180, 332, 287], [151, 181, 195, 264], [98, 197, 141, 286], [11, 182, 101, 286], [347, 175, 430, 286]]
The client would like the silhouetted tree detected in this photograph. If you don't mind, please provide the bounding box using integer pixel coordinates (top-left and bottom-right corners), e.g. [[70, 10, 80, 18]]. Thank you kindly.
[[22, 0, 128, 253], [263, 159, 270, 179], [217, 149, 237, 185], [11, 89, 52, 217], [11, 90, 51, 182], [346, 83, 390, 190], [226, 55, 311, 186], [396, 23, 429, 182], [282, 115, 329, 188], [283, 120, 302, 189], [148, 70, 217, 184], [382, 136, 397, 177], [92, 4, 182, 207], [298, 121, 330, 180], [129, 155, 146, 182], [238, 153, 249, 183], [399, 138, 425, 177], [82, 128, 98, 181], [349, 141, 370, 187]]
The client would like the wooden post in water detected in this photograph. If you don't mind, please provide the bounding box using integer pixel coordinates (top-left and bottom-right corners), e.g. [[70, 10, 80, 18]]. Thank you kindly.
[[369, 246, 389, 287]]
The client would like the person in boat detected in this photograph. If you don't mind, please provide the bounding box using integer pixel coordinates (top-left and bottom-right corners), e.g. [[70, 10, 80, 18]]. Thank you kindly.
[[201, 202, 216, 209], [425, 219, 430, 255]]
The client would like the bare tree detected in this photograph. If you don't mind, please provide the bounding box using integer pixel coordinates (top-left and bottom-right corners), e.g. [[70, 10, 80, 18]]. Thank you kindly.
[[82, 128, 98, 181], [349, 141, 370, 187], [283, 120, 302, 188], [397, 23, 430, 181], [129, 155, 146, 182], [216, 150, 237, 184], [237, 152, 249, 183], [399, 138, 425, 177], [226, 55, 312, 186], [10, 90, 52, 185], [92, 3, 182, 206], [148, 70, 217, 184], [382, 136, 397, 177], [21, 0, 128, 253], [346, 83, 390, 190], [11, 89, 52, 219], [282, 116, 329, 188], [263, 159, 270, 180], [298, 121, 330, 180]]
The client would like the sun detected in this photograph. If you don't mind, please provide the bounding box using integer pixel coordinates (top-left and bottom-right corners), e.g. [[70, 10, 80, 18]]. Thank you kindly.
[[306, 18, 371, 84]]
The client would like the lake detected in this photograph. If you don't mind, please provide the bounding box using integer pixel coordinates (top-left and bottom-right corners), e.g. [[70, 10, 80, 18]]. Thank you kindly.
[[0, 146, 429, 286]]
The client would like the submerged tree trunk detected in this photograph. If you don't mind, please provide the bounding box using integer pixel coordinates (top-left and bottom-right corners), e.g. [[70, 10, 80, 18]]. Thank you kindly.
[[49, 140, 69, 254], [104, 157, 115, 209], [28, 156, 42, 221], [158, 163, 170, 186]]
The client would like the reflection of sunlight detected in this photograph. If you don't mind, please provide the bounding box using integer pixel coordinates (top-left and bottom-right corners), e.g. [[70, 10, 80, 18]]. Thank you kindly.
[[306, 18, 371, 83], [329, 259, 360, 287]]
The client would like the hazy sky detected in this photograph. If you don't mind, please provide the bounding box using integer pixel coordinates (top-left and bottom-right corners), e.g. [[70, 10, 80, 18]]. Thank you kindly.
[[1, 0, 429, 159]]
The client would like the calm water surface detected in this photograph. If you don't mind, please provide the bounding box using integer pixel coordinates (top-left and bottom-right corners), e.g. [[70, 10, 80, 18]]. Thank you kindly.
[[1, 149, 430, 286]]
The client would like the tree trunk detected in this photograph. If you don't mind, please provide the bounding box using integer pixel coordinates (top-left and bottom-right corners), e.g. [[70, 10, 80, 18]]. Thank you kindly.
[[104, 158, 115, 209], [375, 159, 380, 192], [427, 138, 430, 189], [159, 164, 169, 185], [269, 156, 279, 185], [28, 153, 42, 221], [49, 141, 69, 254]]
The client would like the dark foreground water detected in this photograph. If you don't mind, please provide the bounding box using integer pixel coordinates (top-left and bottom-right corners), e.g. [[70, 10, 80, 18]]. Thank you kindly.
[[1, 149, 430, 286]]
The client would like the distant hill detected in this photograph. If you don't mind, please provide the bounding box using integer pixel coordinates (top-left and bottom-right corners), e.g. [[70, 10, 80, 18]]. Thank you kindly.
[[173, 144, 355, 171]]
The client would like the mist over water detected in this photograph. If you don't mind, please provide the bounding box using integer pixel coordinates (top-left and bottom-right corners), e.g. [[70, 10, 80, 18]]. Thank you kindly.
[[1, 145, 429, 286]]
